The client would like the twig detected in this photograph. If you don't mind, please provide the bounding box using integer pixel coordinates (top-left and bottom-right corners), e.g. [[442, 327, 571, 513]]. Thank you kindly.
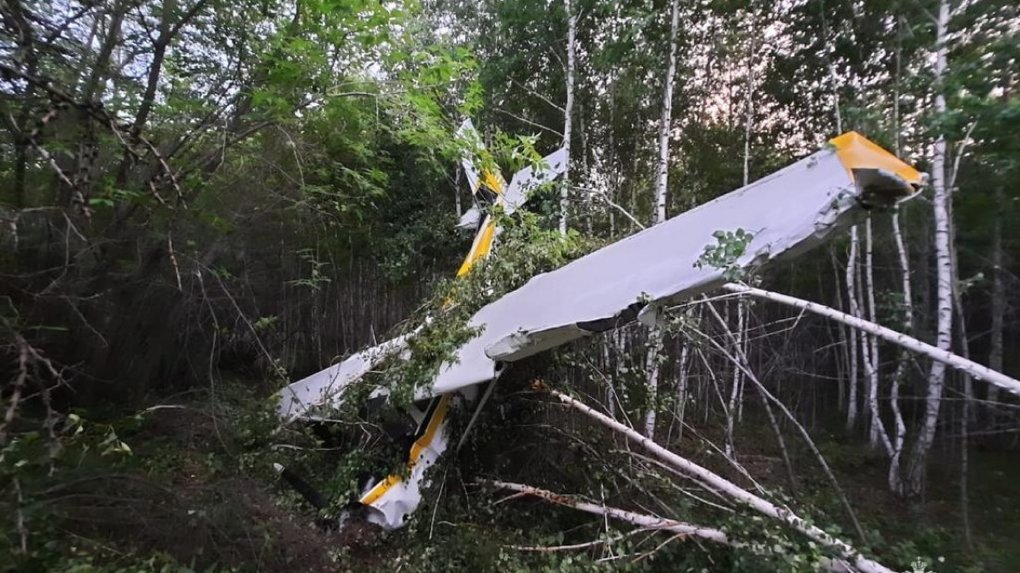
[[572, 184, 646, 230], [493, 108, 564, 139], [167, 232, 182, 291], [510, 79, 566, 113], [507, 529, 644, 553], [0, 338, 29, 447]]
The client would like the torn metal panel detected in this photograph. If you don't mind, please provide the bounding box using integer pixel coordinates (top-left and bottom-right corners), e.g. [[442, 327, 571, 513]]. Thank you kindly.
[[456, 118, 567, 224], [456, 119, 483, 196], [501, 147, 569, 215], [357, 385, 479, 529]]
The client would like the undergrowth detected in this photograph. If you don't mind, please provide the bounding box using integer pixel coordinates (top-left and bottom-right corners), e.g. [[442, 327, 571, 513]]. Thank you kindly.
[[1, 212, 1011, 573]]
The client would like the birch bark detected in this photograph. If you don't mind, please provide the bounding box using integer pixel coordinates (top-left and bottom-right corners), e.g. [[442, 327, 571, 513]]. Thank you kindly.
[[845, 229, 861, 430], [642, 0, 680, 438], [905, 0, 952, 498], [558, 0, 576, 235]]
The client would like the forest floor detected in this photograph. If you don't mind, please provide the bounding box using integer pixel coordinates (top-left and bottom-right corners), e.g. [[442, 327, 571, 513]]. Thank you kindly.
[[11, 381, 1017, 573]]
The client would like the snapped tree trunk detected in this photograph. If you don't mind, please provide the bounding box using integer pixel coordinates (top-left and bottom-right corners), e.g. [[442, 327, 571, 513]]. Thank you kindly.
[[721, 283, 1020, 396], [544, 387, 896, 573]]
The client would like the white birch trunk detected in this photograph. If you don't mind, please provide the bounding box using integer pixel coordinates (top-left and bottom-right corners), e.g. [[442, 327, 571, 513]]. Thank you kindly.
[[845, 230, 861, 430], [741, 15, 756, 189], [905, 0, 952, 498], [558, 0, 576, 236], [675, 343, 690, 442], [887, 212, 912, 491], [887, 35, 910, 489], [654, 0, 680, 224], [864, 218, 892, 455], [643, 331, 663, 438], [725, 301, 745, 457], [643, 0, 681, 438]]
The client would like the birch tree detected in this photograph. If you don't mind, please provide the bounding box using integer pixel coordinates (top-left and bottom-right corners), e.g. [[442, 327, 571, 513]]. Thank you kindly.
[[643, 0, 681, 438], [653, 0, 680, 225], [903, 0, 953, 498], [559, 0, 576, 236]]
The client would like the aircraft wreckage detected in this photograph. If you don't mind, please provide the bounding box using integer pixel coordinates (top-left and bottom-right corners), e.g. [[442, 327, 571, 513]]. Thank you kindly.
[[275, 123, 923, 531]]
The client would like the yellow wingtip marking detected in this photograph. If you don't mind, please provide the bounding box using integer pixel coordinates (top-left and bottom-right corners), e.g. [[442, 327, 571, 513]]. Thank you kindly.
[[829, 131, 923, 186]]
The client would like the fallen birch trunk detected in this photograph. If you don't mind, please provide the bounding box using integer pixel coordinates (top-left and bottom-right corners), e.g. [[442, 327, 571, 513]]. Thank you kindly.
[[484, 479, 854, 572], [543, 386, 895, 573], [722, 283, 1020, 397], [485, 479, 728, 543]]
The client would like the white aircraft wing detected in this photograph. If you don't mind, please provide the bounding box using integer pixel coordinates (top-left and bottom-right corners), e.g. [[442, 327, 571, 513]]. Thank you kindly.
[[425, 132, 923, 396]]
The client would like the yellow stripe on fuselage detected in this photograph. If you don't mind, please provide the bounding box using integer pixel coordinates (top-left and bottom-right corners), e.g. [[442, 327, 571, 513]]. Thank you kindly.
[[360, 168, 503, 507], [456, 217, 496, 277], [456, 168, 504, 277], [360, 394, 453, 506]]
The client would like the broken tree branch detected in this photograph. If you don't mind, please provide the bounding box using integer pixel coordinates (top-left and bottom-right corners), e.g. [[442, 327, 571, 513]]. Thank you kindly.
[[483, 479, 729, 544], [722, 283, 1020, 397], [539, 385, 895, 573]]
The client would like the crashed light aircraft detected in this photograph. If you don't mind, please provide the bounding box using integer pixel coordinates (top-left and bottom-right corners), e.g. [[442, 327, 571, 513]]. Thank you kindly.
[[276, 126, 923, 531]]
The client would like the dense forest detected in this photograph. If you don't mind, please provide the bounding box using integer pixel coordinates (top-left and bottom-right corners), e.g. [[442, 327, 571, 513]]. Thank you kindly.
[[1, 0, 1018, 571]]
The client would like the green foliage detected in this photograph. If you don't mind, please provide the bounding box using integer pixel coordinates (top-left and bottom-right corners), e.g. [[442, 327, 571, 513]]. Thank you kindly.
[[3, 0, 1020, 571], [696, 228, 755, 280], [370, 209, 602, 409]]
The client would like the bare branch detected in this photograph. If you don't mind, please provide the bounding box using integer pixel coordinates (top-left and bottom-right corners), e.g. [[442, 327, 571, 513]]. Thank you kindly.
[[723, 283, 1020, 397]]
